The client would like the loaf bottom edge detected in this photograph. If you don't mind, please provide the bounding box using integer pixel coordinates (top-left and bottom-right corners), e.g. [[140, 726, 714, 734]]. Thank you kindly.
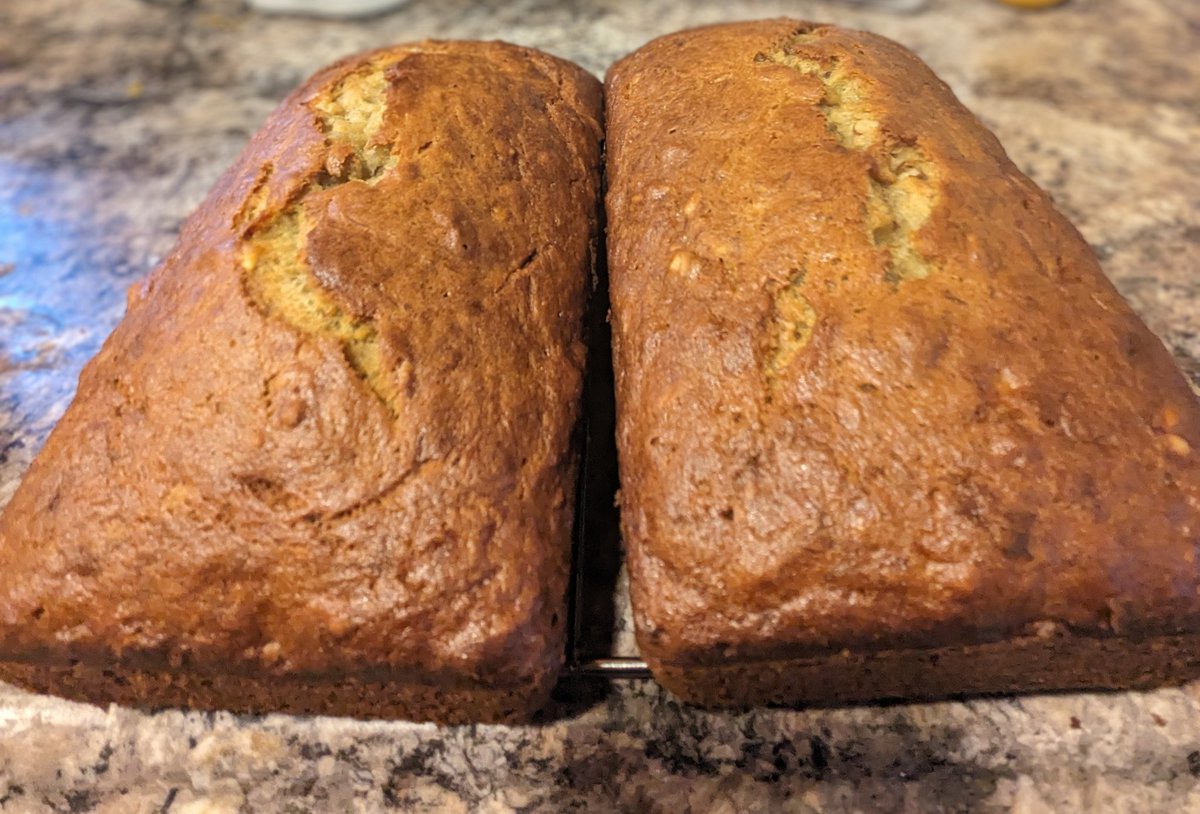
[[646, 631, 1200, 709], [0, 659, 552, 724]]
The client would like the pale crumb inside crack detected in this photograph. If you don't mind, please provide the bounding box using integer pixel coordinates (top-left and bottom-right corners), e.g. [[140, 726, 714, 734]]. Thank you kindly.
[[868, 146, 939, 283], [241, 64, 401, 413], [764, 270, 816, 388], [764, 42, 939, 287], [756, 36, 941, 384], [768, 50, 878, 150], [312, 67, 396, 180]]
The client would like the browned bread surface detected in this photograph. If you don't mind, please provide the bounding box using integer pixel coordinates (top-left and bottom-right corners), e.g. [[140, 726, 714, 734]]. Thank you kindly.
[[605, 20, 1200, 705], [0, 40, 603, 723]]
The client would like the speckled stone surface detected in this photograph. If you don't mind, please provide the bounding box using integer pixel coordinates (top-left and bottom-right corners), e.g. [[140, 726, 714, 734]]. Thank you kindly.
[[1, 0, 1199, 811]]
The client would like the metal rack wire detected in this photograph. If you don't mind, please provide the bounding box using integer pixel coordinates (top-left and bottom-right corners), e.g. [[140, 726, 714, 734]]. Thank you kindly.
[[563, 270, 650, 681]]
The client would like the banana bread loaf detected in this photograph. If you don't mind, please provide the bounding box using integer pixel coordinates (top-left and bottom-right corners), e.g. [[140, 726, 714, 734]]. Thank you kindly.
[[605, 20, 1200, 707], [0, 41, 603, 722]]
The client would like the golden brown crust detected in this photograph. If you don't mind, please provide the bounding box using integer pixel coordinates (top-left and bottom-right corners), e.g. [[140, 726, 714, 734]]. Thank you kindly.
[[605, 20, 1200, 702], [0, 41, 603, 721]]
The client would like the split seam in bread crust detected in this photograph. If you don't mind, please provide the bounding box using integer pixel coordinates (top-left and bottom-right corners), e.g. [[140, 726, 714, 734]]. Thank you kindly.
[[766, 35, 940, 286], [240, 64, 402, 414]]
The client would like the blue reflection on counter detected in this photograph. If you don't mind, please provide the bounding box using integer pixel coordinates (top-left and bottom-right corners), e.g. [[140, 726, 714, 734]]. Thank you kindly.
[[0, 158, 135, 485]]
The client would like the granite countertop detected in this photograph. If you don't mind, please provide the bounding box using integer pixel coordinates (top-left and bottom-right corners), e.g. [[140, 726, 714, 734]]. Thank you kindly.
[[2, 0, 1199, 811]]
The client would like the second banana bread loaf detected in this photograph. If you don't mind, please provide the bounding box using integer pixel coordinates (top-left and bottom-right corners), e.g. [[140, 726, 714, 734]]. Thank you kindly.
[[605, 20, 1200, 707]]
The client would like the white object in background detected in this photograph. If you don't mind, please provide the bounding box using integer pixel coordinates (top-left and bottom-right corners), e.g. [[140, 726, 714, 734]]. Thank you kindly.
[[834, 0, 929, 9], [247, 0, 409, 17]]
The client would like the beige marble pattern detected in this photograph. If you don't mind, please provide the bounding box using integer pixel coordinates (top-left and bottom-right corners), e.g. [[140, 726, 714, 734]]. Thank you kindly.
[[0, 0, 1198, 811]]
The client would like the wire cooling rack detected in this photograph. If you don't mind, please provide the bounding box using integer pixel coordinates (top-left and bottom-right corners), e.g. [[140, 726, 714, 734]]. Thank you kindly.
[[563, 264, 650, 681]]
